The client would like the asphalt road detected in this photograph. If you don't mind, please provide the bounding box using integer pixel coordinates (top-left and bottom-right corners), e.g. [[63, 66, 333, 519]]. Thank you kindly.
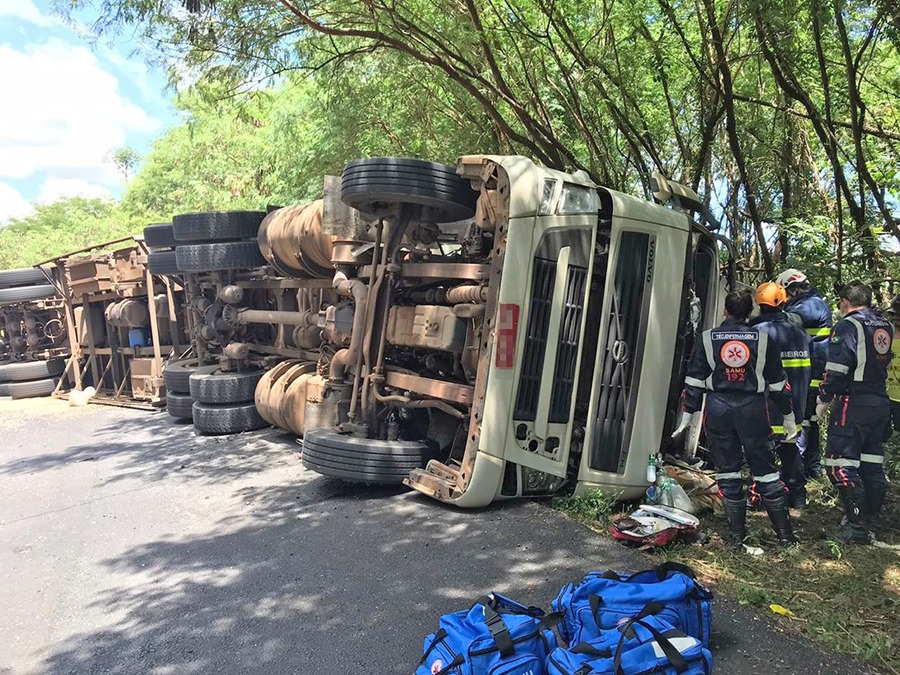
[[0, 400, 880, 674]]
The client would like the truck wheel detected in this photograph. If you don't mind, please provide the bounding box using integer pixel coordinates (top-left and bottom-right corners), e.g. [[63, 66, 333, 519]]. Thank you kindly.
[[340, 157, 477, 223], [6, 377, 58, 399], [192, 401, 267, 435], [301, 427, 433, 484], [0, 284, 56, 305], [165, 391, 194, 419], [175, 242, 265, 273], [173, 211, 265, 242], [0, 268, 48, 288], [0, 358, 65, 382], [142, 223, 177, 249], [189, 367, 264, 404], [163, 358, 202, 394], [148, 251, 180, 275]]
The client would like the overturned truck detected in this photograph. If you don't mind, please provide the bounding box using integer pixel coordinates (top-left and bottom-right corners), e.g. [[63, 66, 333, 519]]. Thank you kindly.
[[168, 155, 728, 507]]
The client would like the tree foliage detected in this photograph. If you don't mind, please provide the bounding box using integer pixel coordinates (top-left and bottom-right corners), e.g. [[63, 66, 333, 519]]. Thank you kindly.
[[0, 197, 138, 268], [20, 0, 900, 298]]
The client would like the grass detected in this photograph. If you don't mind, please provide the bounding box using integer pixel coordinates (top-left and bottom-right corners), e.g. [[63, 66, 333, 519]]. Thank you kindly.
[[552, 448, 900, 674], [656, 476, 900, 674]]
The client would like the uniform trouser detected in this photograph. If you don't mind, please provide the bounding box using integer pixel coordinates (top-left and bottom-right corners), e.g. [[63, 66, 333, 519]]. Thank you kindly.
[[797, 389, 822, 477], [891, 400, 900, 433], [704, 393, 784, 502], [825, 394, 890, 520]]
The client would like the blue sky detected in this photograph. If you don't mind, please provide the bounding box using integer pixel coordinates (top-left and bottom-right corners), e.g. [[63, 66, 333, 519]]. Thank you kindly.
[[0, 0, 178, 222]]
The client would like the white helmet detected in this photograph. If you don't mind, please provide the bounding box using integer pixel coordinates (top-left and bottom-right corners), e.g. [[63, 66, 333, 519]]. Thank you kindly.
[[775, 268, 808, 288]]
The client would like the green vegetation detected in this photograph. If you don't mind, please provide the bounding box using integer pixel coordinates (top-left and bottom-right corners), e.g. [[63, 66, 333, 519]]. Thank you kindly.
[[657, 477, 900, 672], [553, 488, 620, 525]]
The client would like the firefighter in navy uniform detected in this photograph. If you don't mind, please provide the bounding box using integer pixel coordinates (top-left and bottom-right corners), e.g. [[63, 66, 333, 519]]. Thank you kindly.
[[816, 281, 893, 544], [750, 282, 811, 509], [776, 268, 832, 479], [674, 290, 798, 548]]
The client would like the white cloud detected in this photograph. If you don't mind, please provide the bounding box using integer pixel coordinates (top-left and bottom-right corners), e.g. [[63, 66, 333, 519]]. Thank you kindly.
[[0, 183, 33, 223], [0, 0, 62, 27], [0, 38, 162, 184], [38, 178, 114, 203]]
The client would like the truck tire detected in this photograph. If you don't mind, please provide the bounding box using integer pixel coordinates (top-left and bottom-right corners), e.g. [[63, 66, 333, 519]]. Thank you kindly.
[[192, 401, 267, 435], [301, 428, 433, 484], [166, 391, 194, 419], [189, 367, 264, 404], [6, 377, 58, 399], [175, 242, 265, 273], [148, 251, 180, 275], [0, 358, 65, 382], [142, 223, 177, 249], [340, 157, 477, 223], [0, 284, 56, 305], [0, 268, 47, 288], [0, 382, 7, 396], [163, 358, 202, 394], [173, 211, 265, 242]]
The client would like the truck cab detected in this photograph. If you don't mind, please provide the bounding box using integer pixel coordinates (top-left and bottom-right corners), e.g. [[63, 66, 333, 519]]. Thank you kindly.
[[401, 155, 726, 505]]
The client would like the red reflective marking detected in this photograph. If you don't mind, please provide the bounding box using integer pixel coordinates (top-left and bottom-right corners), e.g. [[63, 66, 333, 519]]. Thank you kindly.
[[495, 303, 520, 369]]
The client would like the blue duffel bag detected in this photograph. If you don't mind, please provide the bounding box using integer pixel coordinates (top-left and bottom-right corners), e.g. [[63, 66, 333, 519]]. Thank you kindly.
[[551, 563, 712, 647], [416, 593, 561, 675], [546, 615, 713, 675]]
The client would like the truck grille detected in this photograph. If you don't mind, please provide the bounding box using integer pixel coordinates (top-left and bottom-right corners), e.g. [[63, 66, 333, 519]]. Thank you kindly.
[[549, 265, 588, 423], [514, 258, 556, 420], [590, 232, 653, 473]]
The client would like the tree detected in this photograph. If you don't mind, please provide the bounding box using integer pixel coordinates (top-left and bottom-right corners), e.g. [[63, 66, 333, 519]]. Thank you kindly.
[[105, 147, 141, 180]]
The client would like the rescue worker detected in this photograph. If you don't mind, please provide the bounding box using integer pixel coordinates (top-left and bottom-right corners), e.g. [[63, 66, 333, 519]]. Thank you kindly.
[[886, 296, 900, 432], [776, 268, 832, 479], [816, 281, 892, 543], [674, 289, 798, 549], [750, 282, 811, 509]]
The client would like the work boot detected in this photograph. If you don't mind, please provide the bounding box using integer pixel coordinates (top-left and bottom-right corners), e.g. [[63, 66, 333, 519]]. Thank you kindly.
[[864, 484, 887, 539], [723, 498, 748, 549], [764, 495, 798, 546], [837, 485, 872, 544], [787, 489, 807, 511]]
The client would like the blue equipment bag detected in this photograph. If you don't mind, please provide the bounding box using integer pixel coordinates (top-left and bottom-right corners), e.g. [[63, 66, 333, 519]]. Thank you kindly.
[[546, 616, 713, 675], [416, 593, 560, 675], [551, 563, 712, 647]]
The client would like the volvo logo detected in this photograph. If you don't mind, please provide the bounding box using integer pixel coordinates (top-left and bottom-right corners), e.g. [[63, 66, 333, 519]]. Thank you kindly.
[[612, 339, 630, 363]]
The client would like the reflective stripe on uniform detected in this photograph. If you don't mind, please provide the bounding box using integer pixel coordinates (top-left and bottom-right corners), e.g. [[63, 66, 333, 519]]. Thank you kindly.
[[807, 327, 831, 337], [825, 362, 850, 374], [771, 425, 785, 434], [782, 358, 811, 368], [845, 316, 866, 382], [823, 457, 861, 467], [702, 329, 715, 388], [809, 379, 822, 388], [769, 378, 787, 392], [860, 453, 884, 464], [756, 331, 768, 393], [685, 376, 707, 389], [754, 472, 781, 483], [716, 472, 743, 480]]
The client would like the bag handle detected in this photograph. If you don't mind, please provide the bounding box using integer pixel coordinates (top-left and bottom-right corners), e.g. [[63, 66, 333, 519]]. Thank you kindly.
[[571, 642, 613, 657], [420, 628, 448, 665], [651, 562, 697, 581], [475, 595, 515, 658], [612, 618, 689, 675]]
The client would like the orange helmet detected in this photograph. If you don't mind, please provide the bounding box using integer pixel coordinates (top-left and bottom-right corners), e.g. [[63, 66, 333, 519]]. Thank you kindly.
[[756, 282, 787, 308]]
